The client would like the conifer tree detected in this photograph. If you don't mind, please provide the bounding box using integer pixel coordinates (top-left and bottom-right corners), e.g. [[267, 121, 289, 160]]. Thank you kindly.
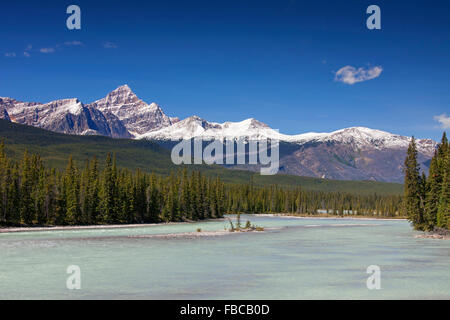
[[437, 144, 449, 229], [180, 168, 191, 220], [34, 166, 47, 225], [403, 137, 424, 229], [146, 173, 160, 223], [8, 163, 21, 225], [79, 160, 90, 225], [64, 155, 80, 225], [19, 151, 35, 225], [99, 153, 114, 224], [44, 169, 57, 224], [88, 157, 100, 224], [0, 140, 8, 224], [424, 153, 440, 230]]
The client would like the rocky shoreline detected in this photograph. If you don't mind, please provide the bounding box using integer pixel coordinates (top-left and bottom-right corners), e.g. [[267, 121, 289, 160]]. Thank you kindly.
[[129, 228, 266, 240], [258, 213, 407, 221], [415, 228, 450, 240], [0, 219, 225, 234]]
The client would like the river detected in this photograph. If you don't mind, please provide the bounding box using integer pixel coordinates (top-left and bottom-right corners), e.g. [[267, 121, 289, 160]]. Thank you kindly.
[[0, 215, 449, 299]]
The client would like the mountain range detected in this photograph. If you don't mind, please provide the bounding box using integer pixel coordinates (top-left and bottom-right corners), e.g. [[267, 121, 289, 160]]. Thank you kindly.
[[0, 85, 438, 183]]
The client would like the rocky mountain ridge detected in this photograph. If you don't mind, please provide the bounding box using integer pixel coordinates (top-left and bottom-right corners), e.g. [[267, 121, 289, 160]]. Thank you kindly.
[[0, 85, 438, 183], [0, 85, 173, 139]]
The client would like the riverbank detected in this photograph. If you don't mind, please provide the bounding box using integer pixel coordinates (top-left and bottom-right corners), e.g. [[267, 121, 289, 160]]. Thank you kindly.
[[0, 213, 408, 234], [270, 214, 450, 239], [130, 227, 267, 239], [0, 221, 268, 237], [415, 228, 450, 240], [415, 234, 450, 240], [0, 219, 225, 234], [257, 213, 407, 221]]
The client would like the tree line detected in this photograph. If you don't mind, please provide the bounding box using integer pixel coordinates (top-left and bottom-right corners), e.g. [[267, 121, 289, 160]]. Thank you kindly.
[[0, 141, 404, 227], [403, 133, 449, 231], [0, 142, 226, 226]]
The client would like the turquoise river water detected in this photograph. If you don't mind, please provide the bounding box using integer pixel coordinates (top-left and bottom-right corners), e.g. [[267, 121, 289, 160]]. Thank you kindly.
[[0, 215, 449, 299]]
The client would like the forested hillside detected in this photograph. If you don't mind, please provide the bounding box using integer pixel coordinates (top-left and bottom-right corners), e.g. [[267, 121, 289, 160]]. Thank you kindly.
[[0, 144, 403, 227], [0, 119, 403, 196]]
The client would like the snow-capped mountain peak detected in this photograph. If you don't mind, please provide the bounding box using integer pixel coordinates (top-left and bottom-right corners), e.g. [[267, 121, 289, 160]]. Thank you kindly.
[[140, 116, 286, 141], [104, 84, 138, 105], [0, 86, 440, 183], [50, 98, 83, 116], [140, 117, 437, 157], [136, 115, 221, 140], [222, 118, 270, 130], [286, 126, 436, 156], [148, 102, 161, 111], [87, 85, 174, 136], [90, 85, 144, 113], [1, 85, 176, 139]]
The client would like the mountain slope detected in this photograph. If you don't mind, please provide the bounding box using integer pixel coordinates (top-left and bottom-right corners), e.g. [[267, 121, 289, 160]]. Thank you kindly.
[[0, 107, 10, 121], [0, 119, 403, 195], [138, 116, 285, 141], [0, 97, 132, 138], [0, 86, 437, 183], [87, 85, 174, 136], [141, 116, 436, 183], [141, 115, 435, 155], [0, 85, 174, 139]]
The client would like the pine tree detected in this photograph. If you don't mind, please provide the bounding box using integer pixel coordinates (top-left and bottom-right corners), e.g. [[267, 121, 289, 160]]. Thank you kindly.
[[437, 143, 449, 229], [146, 173, 160, 223], [34, 165, 47, 225], [424, 153, 440, 230], [44, 169, 57, 224], [8, 163, 21, 225], [79, 160, 90, 225], [161, 176, 180, 222], [134, 169, 147, 223], [403, 137, 424, 230], [88, 157, 100, 224], [19, 151, 35, 225], [99, 153, 115, 224], [170, 174, 180, 221], [437, 132, 448, 167], [120, 171, 135, 223], [0, 140, 8, 224], [190, 172, 199, 220], [215, 177, 224, 218], [180, 168, 191, 221], [64, 155, 80, 225]]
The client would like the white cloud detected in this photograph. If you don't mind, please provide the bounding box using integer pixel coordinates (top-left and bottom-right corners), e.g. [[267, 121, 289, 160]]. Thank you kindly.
[[64, 41, 84, 46], [5, 42, 82, 58], [102, 41, 118, 49], [23, 45, 32, 57], [434, 114, 450, 129], [40, 47, 55, 54], [334, 65, 383, 85]]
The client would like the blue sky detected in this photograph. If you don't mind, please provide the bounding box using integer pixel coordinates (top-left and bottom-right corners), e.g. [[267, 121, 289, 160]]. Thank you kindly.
[[1, 0, 449, 141]]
